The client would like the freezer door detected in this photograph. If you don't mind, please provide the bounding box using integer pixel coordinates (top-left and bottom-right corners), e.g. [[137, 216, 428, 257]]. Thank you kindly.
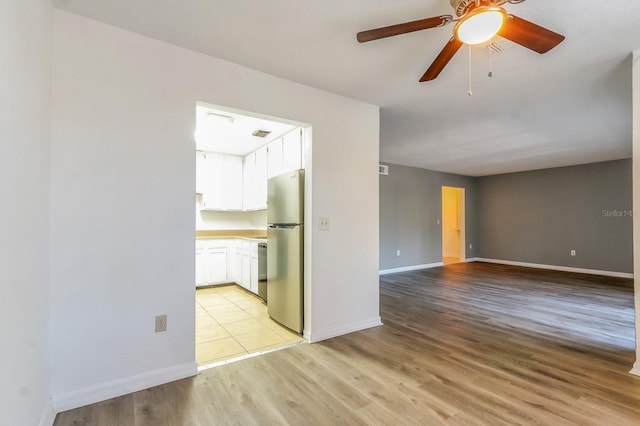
[[267, 225, 303, 333], [267, 169, 304, 225]]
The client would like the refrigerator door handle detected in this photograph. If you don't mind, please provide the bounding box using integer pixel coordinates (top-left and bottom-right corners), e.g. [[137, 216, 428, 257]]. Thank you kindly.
[[269, 224, 299, 229]]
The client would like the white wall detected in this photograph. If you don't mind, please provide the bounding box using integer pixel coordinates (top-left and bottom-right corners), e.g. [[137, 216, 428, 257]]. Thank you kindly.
[[0, 1, 54, 424], [50, 9, 380, 409], [632, 49, 640, 376]]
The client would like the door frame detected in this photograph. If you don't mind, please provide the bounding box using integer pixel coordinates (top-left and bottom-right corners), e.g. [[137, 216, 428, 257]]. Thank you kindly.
[[441, 186, 466, 263]]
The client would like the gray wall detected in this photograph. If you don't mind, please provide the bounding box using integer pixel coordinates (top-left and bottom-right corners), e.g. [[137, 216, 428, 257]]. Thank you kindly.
[[477, 159, 633, 273], [379, 164, 478, 270]]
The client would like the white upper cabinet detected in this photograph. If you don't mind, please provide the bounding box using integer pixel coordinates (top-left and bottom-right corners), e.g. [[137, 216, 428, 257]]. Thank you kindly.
[[200, 152, 243, 211], [197, 126, 302, 211], [223, 155, 243, 210], [201, 153, 225, 210], [282, 129, 302, 173], [254, 146, 268, 209], [267, 137, 283, 179], [242, 145, 268, 211], [267, 129, 303, 179], [242, 152, 256, 209]]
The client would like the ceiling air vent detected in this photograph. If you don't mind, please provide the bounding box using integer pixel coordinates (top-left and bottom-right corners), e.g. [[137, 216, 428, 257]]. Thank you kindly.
[[379, 164, 389, 175], [252, 129, 271, 138]]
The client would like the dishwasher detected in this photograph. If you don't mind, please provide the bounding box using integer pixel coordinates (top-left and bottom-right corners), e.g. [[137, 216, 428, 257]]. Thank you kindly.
[[258, 242, 267, 301]]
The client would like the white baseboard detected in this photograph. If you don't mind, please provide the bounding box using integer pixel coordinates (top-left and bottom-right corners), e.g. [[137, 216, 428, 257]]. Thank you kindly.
[[474, 258, 634, 279], [38, 399, 56, 426], [630, 362, 640, 377], [379, 262, 444, 275], [51, 361, 198, 413], [307, 317, 383, 343], [465, 257, 480, 263]]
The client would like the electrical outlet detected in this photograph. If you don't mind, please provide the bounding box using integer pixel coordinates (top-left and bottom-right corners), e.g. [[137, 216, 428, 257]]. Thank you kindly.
[[570, 250, 576, 257], [318, 217, 330, 231], [469, 243, 473, 249], [155, 314, 167, 332], [396, 250, 400, 257], [437, 219, 440, 225]]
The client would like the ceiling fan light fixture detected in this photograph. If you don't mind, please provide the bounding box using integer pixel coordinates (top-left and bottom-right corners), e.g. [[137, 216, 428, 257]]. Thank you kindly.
[[455, 7, 505, 45]]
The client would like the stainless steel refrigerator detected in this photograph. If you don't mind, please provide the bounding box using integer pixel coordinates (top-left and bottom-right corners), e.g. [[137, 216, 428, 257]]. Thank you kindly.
[[267, 169, 304, 333]]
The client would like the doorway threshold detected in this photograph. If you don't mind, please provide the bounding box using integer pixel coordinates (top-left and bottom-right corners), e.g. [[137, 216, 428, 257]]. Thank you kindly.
[[198, 340, 306, 372]]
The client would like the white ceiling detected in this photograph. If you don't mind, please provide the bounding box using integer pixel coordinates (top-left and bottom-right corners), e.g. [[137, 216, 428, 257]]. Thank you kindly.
[[52, 0, 639, 176], [195, 104, 298, 156]]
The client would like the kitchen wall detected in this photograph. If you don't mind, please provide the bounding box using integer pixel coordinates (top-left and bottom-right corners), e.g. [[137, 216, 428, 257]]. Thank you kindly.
[[477, 159, 633, 274], [632, 49, 640, 376], [196, 204, 267, 231], [379, 163, 478, 271], [50, 9, 379, 410], [0, 1, 54, 425]]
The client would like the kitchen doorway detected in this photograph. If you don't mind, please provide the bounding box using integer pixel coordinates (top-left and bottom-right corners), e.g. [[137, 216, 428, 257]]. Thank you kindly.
[[194, 102, 310, 369], [442, 186, 465, 265]]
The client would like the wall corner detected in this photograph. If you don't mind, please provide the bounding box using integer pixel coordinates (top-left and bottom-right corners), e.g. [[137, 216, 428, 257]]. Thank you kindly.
[[632, 48, 640, 372]]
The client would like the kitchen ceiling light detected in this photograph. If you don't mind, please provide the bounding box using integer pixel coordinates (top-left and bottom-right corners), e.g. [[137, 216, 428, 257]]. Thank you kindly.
[[455, 7, 505, 45], [206, 112, 234, 124]]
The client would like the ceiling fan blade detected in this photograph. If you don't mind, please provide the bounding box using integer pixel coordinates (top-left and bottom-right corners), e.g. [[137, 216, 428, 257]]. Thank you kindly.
[[420, 37, 463, 82], [357, 15, 453, 43], [498, 15, 565, 54]]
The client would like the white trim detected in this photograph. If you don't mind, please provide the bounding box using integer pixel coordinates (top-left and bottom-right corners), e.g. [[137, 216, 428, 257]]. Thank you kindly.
[[464, 257, 480, 263], [307, 317, 382, 343], [379, 262, 444, 275], [630, 362, 640, 377], [474, 258, 634, 279], [38, 399, 56, 426], [51, 361, 198, 412]]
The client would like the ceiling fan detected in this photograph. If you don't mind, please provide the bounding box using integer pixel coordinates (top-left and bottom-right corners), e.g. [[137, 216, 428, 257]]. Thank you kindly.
[[357, 0, 565, 82]]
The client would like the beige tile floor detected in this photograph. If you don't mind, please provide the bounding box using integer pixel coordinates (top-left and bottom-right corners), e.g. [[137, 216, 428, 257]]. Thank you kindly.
[[196, 285, 303, 366]]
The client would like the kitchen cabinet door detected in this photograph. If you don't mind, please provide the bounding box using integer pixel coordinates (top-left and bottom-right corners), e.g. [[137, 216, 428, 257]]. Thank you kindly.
[[282, 129, 302, 173], [196, 239, 229, 287], [254, 146, 268, 209], [200, 153, 225, 210], [243, 152, 256, 210], [210, 248, 227, 283], [223, 155, 243, 210], [267, 138, 283, 178], [200, 153, 243, 210], [230, 240, 242, 284], [240, 241, 251, 290]]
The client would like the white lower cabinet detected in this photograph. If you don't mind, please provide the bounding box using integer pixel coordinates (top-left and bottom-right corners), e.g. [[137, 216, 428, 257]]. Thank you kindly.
[[210, 248, 227, 283], [195, 239, 228, 287], [196, 238, 261, 295], [240, 240, 251, 290], [229, 239, 242, 284]]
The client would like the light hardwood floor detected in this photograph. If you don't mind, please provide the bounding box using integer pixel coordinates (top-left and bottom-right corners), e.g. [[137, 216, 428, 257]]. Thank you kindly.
[[54, 262, 640, 425]]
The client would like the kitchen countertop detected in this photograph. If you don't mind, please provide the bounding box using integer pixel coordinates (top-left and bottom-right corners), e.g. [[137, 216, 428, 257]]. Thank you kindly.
[[196, 229, 267, 243]]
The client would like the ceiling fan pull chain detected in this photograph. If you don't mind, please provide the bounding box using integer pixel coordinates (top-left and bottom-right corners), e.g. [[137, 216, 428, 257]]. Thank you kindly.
[[468, 44, 473, 96]]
